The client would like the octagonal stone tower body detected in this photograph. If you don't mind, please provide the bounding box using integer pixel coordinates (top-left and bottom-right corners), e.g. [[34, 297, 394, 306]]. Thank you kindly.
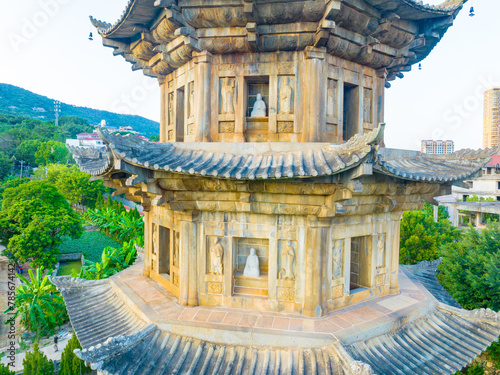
[[80, 0, 487, 319]]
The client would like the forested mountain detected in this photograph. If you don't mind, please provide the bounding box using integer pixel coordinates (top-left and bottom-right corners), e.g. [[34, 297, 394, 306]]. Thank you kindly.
[[0, 83, 159, 137]]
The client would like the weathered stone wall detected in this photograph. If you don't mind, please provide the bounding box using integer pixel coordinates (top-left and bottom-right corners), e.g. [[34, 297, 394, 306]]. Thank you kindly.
[[160, 50, 385, 144]]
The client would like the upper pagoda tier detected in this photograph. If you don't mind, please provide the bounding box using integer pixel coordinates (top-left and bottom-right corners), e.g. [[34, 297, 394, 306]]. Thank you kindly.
[[91, 0, 465, 83]]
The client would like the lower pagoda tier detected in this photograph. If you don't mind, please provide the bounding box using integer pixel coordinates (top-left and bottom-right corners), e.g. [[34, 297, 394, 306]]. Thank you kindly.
[[52, 262, 500, 375], [68, 125, 498, 317]]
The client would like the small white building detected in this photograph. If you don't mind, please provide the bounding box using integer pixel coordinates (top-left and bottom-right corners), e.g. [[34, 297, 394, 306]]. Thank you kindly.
[[66, 132, 106, 151], [453, 155, 500, 202]]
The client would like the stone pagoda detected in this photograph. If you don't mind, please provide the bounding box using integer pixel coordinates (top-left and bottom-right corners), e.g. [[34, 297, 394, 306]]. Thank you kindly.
[[56, 0, 500, 374]]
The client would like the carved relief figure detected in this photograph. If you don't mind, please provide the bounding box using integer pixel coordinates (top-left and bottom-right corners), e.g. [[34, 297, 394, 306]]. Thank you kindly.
[[221, 77, 235, 114], [377, 236, 385, 267], [363, 88, 372, 122], [279, 79, 293, 114], [327, 79, 337, 117], [279, 241, 295, 280], [173, 232, 179, 266], [152, 224, 158, 256], [243, 248, 260, 277], [210, 237, 224, 275], [188, 81, 194, 118], [168, 92, 174, 124], [251, 94, 266, 117], [332, 240, 344, 279]]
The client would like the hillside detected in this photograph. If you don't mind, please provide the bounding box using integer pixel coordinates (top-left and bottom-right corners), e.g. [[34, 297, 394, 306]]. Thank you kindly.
[[0, 83, 159, 137]]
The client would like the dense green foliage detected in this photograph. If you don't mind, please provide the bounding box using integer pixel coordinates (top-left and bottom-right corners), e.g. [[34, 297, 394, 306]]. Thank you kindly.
[[6, 268, 67, 334], [55, 167, 105, 209], [22, 341, 54, 375], [0, 181, 82, 268], [0, 363, 15, 375], [59, 332, 91, 375], [439, 224, 500, 311], [85, 207, 144, 245], [35, 140, 72, 166], [58, 231, 121, 263], [75, 240, 137, 280], [0, 152, 13, 180], [399, 203, 461, 265], [0, 83, 159, 137]]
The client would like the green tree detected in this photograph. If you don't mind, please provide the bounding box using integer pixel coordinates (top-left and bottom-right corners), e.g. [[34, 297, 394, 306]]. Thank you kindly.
[[6, 268, 67, 333], [0, 151, 13, 180], [0, 363, 15, 375], [59, 332, 91, 375], [14, 139, 42, 167], [35, 140, 71, 166], [55, 168, 105, 210], [22, 341, 54, 375], [439, 223, 500, 311], [0, 181, 82, 268], [400, 203, 461, 265]]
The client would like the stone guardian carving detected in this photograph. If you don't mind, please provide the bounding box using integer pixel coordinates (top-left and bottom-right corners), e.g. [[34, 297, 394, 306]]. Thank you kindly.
[[243, 248, 260, 277], [220, 77, 235, 114], [279, 241, 295, 280], [279, 79, 293, 114], [209, 238, 224, 275], [251, 94, 266, 117]]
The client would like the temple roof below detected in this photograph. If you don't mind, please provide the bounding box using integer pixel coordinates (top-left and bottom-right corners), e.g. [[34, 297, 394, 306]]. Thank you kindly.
[[53, 262, 500, 375]]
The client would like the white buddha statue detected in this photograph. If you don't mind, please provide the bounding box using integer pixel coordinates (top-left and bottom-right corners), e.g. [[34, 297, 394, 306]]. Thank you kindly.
[[243, 248, 260, 277], [251, 93, 266, 117]]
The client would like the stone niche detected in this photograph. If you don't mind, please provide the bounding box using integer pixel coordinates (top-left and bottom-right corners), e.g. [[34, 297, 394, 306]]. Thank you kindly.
[[159, 50, 384, 144], [233, 238, 269, 297]]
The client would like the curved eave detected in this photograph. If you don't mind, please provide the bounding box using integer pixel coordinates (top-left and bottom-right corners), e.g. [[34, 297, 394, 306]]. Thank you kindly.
[[90, 0, 466, 40], [373, 147, 498, 183], [71, 125, 384, 180], [90, 0, 157, 39]]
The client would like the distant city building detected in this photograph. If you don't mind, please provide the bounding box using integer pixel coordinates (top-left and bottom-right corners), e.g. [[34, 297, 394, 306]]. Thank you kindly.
[[421, 140, 454, 154], [483, 87, 500, 149]]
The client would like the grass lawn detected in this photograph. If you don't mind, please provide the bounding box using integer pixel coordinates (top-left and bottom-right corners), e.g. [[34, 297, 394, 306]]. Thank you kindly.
[[58, 231, 121, 263]]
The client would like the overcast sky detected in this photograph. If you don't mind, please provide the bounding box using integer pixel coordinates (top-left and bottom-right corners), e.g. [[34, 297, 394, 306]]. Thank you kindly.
[[0, 0, 498, 151]]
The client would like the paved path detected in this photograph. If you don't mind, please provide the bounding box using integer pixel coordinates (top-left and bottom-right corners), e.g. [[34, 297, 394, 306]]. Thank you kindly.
[[0, 331, 71, 371]]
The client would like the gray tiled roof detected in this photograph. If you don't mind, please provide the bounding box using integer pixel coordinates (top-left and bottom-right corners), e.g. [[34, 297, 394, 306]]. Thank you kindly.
[[375, 147, 498, 183], [402, 258, 462, 308], [346, 304, 500, 375], [68, 126, 498, 185], [71, 125, 382, 179], [51, 277, 147, 349], [53, 276, 500, 375]]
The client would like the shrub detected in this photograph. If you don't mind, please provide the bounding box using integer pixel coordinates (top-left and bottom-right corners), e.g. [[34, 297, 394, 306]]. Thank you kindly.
[[59, 332, 91, 375], [22, 341, 54, 375]]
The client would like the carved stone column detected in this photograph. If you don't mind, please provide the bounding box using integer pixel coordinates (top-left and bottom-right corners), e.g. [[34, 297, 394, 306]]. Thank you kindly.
[[389, 216, 401, 294], [303, 217, 330, 317], [193, 51, 212, 142], [143, 211, 151, 278], [159, 77, 167, 142], [302, 47, 327, 142], [178, 215, 199, 307]]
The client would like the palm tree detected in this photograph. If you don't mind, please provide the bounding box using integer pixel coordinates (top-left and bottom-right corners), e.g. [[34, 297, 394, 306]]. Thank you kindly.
[[8, 268, 67, 333]]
